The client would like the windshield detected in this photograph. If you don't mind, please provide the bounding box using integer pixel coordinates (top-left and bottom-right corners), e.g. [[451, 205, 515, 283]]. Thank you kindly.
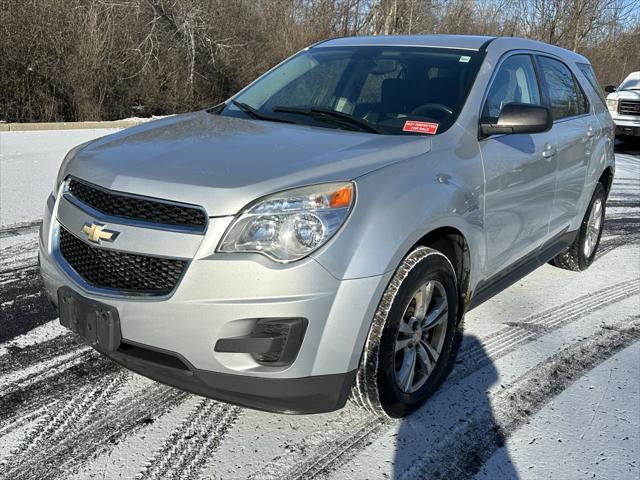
[[618, 72, 640, 91], [218, 46, 484, 135]]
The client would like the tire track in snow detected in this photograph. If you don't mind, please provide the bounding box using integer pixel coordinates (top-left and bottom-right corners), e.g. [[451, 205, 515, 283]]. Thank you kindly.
[[0, 406, 48, 439], [598, 233, 640, 257], [292, 318, 640, 480], [257, 278, 640, 480], [0, 331, 82, 378], [249, 412, 389, 480], [0, 383, 191, 480], [603, 216, 640, 237], [11, 370, 129, 457], [396, 319, 640, 480], [0, 352, 119, 436], [0, 221, 40, 239], [607, 199, 640, 208], [452, 277, 640, 380], [139, 400, 242, 480], [0, 223, 49, 339], [0, 262, 56, 342], [0, 347, 90, 396]]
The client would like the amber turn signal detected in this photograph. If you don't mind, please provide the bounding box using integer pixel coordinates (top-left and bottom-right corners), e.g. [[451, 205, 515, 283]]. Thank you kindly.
[[329, 184, 353, 208]]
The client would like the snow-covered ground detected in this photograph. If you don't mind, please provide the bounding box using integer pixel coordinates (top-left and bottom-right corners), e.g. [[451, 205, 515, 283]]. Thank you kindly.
[[0, 130, 639, 480], [0, 129, 121, 227]]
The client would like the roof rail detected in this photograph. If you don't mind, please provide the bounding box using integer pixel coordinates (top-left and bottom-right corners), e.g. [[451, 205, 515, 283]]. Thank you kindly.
[[478, 37, 497, 52], [307, 36, 348, 49]]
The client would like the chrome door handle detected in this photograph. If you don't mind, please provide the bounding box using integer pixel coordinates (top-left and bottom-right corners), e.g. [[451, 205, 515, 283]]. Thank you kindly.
[[586, 125, 595, 137], [542, 143, 557, 159]]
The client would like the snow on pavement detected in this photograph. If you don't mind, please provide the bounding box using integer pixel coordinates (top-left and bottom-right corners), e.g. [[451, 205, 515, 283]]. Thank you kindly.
[[474, 342, 639, 480], [0, 129, 120, 227]]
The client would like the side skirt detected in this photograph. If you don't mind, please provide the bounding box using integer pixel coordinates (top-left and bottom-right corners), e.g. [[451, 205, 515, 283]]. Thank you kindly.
[[468, 230, 578, 310]]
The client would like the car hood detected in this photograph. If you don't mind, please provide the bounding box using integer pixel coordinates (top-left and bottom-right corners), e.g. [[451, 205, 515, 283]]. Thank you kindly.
[[607, 90, 640, 101], [66, 111, 431, 216]]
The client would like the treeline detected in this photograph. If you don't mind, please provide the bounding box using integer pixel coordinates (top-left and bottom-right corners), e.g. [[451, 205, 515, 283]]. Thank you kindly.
[[1, 0, 638, 123]]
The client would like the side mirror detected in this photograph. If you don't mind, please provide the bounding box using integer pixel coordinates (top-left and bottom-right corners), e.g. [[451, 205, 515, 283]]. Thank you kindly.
[[479, 103, 552, 138], [604, 85, 617, 93]]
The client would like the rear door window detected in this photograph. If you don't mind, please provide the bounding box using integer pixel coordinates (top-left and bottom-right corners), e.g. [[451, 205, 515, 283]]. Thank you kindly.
[[537, 56, 589, 120], [482, 54, 542, 123]]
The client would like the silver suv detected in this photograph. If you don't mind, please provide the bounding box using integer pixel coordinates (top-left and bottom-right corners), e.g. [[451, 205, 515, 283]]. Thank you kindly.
[[40, 35, 614, 417]]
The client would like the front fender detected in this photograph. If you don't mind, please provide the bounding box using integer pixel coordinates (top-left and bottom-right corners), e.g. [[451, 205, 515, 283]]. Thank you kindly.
[[312, 142, 485, 293]]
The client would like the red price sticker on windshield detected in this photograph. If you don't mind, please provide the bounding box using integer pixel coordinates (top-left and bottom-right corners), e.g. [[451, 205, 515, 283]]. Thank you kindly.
[[403, 121, 438, 134]]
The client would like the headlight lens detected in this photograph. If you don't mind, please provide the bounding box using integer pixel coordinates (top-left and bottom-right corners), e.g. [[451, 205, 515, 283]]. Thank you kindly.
[[606, 98, 618, 112], [218, 182, 355, 262]]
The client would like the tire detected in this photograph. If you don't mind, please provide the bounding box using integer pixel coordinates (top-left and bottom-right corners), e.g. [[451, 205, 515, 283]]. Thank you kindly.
[[550, 183, 606, 271], [351, 246, 461, 418]]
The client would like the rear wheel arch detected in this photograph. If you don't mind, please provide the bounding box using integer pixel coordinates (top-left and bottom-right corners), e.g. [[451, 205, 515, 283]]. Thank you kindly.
[[598, 166, 614, 198]]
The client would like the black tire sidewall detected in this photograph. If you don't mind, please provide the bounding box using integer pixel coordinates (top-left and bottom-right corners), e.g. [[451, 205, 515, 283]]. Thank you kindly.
[[376, 252, 458, 417]]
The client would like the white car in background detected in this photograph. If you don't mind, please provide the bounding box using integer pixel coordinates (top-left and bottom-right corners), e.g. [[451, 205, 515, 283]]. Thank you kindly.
[[605, 71, 640, 139]]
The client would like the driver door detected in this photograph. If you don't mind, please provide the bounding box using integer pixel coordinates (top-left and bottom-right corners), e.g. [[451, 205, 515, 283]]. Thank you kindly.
[[479, 53, 558, 277]]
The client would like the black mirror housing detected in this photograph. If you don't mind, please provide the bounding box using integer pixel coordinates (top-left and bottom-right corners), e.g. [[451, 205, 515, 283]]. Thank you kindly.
[[604, 85, 617, 93], [480, 103, 552, 138]]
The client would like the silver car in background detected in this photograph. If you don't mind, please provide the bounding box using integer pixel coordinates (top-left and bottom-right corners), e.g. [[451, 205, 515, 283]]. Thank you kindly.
[[39, 35, 614, 417]]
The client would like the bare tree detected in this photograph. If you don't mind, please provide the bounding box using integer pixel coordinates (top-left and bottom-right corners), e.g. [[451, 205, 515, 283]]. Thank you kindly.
[[1, 0, 638, 123]]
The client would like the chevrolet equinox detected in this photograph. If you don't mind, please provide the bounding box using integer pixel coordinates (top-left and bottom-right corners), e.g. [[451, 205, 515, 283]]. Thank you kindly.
[[40, 35, 615, 417]]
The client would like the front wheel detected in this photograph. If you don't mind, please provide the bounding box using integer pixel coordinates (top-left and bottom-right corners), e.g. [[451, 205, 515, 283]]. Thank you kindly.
[[550, 183, 606, 271], [351, 246, 461, 418]]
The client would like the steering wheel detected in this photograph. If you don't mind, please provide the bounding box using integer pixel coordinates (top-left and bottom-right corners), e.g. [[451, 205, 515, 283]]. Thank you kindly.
[[410, 103, 454, 119]]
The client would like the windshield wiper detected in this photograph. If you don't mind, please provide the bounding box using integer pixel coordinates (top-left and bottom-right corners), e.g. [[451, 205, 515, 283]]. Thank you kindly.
[[272, 106, 383, 134], [230, 100, 294, 124]]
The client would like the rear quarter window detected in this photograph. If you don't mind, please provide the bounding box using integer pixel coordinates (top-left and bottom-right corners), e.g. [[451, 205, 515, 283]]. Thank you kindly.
[[577, 63, 607, 106]]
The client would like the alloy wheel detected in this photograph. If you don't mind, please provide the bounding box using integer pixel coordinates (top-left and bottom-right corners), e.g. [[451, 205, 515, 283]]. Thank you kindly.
[[393, 280, 449, 393], [584, 197, 603, 258]]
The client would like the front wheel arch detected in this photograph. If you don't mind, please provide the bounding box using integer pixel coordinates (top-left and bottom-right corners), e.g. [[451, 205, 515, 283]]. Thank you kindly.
[[414, 227, 472, 318]]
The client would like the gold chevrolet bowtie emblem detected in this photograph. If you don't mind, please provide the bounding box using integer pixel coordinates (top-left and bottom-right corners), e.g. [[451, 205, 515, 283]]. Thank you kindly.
[[81, 223, 119, 244]]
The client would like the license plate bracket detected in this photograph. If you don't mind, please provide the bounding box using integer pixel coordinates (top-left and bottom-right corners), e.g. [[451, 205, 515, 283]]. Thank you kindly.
[[58, 286, 122, 352]]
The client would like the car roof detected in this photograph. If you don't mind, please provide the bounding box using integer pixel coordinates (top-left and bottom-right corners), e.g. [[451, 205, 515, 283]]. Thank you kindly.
[[314, 35, 590, 64], [316, 34, 495, 51]]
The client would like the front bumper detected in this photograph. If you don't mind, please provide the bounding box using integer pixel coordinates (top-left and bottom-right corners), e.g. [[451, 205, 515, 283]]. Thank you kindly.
[[612, 116, 640, 137], [40, 191, 388, 413], [102, 343, 355, 414], [615, 125, 640, 138]]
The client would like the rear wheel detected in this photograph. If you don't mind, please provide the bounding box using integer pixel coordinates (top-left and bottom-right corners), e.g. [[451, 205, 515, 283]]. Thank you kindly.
[[551, 183, 606, 271], [351, 246, 461, 418]]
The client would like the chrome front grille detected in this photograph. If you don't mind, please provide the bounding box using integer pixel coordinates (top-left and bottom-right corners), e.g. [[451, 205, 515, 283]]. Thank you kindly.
[[618, 99, 640, 116], [67, 178, 207, 231], [58, 226, 186, 295]]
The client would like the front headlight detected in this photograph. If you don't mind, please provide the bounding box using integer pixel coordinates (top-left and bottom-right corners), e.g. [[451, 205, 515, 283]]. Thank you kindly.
[[218, 182, 355, 262], [606, 98, 618, 112]]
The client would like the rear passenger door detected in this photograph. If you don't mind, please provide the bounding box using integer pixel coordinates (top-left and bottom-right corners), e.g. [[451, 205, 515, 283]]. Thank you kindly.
[[479, 54, 558, 276], [535, 55, 594, 236]]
